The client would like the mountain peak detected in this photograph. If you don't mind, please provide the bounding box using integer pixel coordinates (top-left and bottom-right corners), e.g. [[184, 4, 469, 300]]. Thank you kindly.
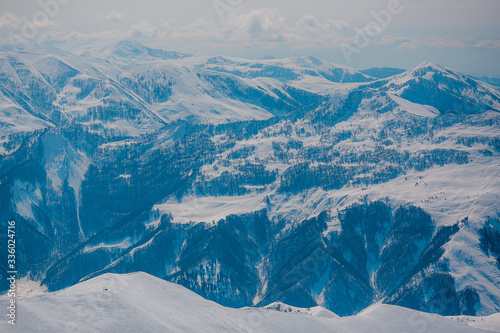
[[108, 39, 149, 57], [411, 61, 447, 73], [379, 60, 500, 114]]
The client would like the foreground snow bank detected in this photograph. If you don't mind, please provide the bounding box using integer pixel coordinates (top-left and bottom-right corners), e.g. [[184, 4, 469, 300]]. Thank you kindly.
[[1, 272, 497, 332]]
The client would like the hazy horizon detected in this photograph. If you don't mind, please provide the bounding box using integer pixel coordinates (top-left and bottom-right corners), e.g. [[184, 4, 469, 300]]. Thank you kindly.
[[1, 0, 499, 76]]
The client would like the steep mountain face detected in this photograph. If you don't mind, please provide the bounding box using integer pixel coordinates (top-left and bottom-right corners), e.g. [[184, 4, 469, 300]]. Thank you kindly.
[[0, 40, 499, 318]]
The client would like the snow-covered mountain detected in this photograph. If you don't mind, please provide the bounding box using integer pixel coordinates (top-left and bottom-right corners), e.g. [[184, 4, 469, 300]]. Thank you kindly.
[[71, 39, 192, 62], [368, 61, 500, 114], [189, 54, 376, 83], [0, 41, 334, 136], [0, 40, 499, 320], [0, 272, 497, 333]]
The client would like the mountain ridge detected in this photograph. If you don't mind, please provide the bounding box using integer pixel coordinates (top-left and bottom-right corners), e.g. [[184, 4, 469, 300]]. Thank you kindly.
[[0, 40, 499, 319]]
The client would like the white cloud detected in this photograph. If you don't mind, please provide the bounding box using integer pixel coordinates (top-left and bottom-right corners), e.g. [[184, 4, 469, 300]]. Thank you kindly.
[[32, 7, 500, 56], [0, 13, 21, 31], [324, 19, 349, 31], [25, 8, 353, 49], [105, 11, 124, 23], [128, 21, 162, 39], [33, 19, 57, 29], [430, 36, 469, 49], [474, 40, 500, 49], [238, 8, 285, 39], [40, 29, 124, 43]]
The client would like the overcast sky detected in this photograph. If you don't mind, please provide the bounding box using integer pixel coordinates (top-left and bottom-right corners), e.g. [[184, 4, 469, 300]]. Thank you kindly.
[[1, 0, 499, 76]]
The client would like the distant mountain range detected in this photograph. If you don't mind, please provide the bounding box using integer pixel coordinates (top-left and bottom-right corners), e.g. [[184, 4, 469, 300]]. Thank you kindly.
[[475, 76, 500, 87], [0, 39, 499, 318]]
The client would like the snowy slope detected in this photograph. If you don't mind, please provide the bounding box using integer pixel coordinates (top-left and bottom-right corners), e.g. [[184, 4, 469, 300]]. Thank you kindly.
[[0, 272, 493, 333], [70, 39, 191, 63], [450, 313, 500, 332], [0, 97, 54, 134], [0, 41, 336, 136], [375, 61, 500, 114], [178, 53, 375, 83], [1, 42, 499, 138]]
